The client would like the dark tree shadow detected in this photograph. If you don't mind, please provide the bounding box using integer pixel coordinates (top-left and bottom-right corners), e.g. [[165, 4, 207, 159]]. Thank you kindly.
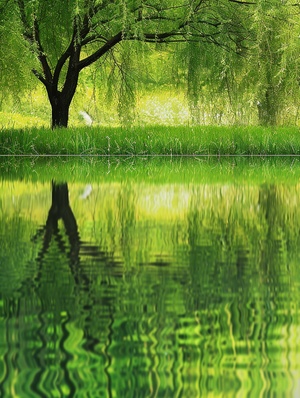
[[40, 181, 80, 263], [31, 180, 88, 288]]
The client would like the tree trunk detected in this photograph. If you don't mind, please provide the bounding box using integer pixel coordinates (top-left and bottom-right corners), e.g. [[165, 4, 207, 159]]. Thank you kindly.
[[257, 87, 278, 126], [49, 91, 70, 128], [51, 101, 69, 128], [47, 55, 80, 128]]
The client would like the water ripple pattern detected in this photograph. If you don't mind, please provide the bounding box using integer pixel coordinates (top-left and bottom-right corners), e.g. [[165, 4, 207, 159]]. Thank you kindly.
[[0, 178, 300, 397]]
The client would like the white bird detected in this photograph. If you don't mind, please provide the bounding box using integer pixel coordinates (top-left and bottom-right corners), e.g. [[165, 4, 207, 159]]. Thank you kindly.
[[79, 111, 93, 126], [80, 184, 92, 199]]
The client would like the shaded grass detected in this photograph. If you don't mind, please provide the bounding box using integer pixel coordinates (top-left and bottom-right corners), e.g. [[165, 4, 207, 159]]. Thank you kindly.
[[1, 155, 300, 185], [1, 125, 300, 155]]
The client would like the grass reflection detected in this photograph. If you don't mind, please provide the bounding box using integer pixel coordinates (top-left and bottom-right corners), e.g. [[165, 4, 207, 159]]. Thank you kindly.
[[1, 155, 300, 185]]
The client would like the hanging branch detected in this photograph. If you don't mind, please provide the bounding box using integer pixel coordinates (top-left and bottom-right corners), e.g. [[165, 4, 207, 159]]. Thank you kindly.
[[17, 0, 52, 87]]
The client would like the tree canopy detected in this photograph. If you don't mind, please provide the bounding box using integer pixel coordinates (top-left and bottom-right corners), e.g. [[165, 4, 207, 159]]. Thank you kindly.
[[10, 0, 251, 127], [1, 0, 300, 127]]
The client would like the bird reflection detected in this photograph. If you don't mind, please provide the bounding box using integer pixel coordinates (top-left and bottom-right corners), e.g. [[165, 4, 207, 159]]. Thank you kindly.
[[80, 184, 92, 199]]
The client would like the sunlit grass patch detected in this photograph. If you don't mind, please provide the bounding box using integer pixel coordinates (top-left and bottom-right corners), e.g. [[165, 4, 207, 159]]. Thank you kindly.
[[0, 111, 48, 129]]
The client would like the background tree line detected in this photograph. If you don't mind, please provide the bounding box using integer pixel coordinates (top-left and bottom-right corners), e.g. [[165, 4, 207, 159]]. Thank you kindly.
[[0, 0, 300, 128]]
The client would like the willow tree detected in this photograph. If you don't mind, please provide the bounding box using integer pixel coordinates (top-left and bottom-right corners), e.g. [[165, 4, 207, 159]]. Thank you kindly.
[[249, 0, 300, 125], [15, 0, 251, 128], [0, 0, 33, 104]]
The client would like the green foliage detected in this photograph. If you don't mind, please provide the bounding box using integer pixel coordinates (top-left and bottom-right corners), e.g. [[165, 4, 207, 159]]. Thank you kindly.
[[0, 0, 36, 100], [245, 0, 300, 125], [1, 1, 300, 126], [4, 0, 257, 127]]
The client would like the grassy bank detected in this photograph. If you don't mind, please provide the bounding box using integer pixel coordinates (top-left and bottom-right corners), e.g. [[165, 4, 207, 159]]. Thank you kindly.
[[1, 125, 300, 156]]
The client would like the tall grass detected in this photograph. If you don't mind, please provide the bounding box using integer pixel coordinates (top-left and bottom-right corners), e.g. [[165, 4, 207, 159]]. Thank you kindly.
[[1, 125, 300, 155]]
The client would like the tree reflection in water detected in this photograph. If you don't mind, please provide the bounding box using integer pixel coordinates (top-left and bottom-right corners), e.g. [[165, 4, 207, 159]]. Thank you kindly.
[[1, 180, 300, 397], [36, 182, 79, 259], [31, 181, 87, 287]]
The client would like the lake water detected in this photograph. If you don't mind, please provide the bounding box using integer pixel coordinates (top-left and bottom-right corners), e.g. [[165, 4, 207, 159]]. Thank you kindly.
[[1, 157, 300, 397]]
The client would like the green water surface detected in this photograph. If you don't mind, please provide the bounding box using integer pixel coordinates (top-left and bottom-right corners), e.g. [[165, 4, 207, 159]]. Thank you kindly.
[[0, 156, 300, 397]]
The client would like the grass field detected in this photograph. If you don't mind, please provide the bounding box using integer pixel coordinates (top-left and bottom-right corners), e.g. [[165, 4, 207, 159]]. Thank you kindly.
[[1, 125, 300, 156], [0, 126, 300, 155]]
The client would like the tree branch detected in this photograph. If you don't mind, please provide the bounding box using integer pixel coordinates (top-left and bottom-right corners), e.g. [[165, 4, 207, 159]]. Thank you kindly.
[[143, 31, 186, 42], [17, 0, 30, 33], [52, 16, 80, 88], [78, 31, 123, 70], [32, 15, 53, 84], [17, 0, 53, 85], [32, 68, 47, 86], [228, 0, 256, 4]]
